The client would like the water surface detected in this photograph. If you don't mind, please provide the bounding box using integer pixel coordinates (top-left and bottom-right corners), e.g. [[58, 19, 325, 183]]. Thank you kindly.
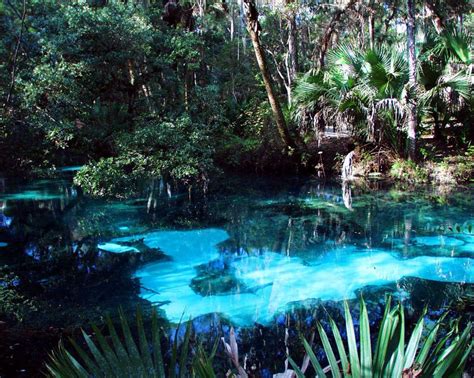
[[1, 175, 473, 329]]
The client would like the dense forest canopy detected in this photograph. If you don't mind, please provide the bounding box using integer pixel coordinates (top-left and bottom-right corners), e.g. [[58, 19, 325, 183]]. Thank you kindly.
[[0, 0, 472, 194]]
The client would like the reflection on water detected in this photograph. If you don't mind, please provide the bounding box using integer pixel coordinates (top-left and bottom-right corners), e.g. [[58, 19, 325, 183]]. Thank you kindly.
[[0, 174, 473, 329], [117, 228, 472, 325]]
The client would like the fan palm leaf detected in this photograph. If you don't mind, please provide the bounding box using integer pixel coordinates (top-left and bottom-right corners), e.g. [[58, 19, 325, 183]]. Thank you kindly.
[[46, 308, 216, 378]]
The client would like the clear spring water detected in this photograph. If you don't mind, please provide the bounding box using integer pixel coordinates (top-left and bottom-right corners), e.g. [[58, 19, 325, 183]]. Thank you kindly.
[[0, 174, 473, 329]]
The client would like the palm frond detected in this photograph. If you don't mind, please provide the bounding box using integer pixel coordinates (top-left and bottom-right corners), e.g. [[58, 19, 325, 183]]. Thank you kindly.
[[46, 308, 217, 378], [291, 297, 472, 377]]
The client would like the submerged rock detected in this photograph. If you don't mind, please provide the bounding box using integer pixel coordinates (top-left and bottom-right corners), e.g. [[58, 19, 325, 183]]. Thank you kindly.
[[98, 237, 166, 255], [133, 227, 474, 326], [97, 243, 139, 254]]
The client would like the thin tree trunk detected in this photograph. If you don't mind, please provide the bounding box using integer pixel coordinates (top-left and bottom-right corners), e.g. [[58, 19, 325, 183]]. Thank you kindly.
[[406, 0, 417, 160], [286, 4, 298, 80], [5, 0, 27, 107], [184, 66, 191, 112], [318, 0, 356, 69], [300, 24, 309, 64], [359, 12, 365, 49], [425, 1, 444, 34], [243, 0, 295, 150], [368, 0, 375, 49], [239, 0, 246, 56], [433, 112, 443, 142], [380, 1, 397, 43]]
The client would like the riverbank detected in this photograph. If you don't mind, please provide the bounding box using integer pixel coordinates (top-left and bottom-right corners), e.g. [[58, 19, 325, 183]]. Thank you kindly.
[[336, 143, 474, 186]]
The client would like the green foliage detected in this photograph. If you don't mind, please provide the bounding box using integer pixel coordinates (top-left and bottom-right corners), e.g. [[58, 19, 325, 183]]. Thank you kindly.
[[46, 308, 216, 378], [436, 146, 474, 183], [47, 300, 473, 377], [74, 156, 147, 198], [389, 146, 474, 185], [0, 271, 37, 322], [74, 116, 216, 197], [289, 297, 472, 377], [389, 159, 429, 184], [294, 27, 473, 156], [418, 27, 473, 141], [0, 0, 270, 177], [46, 308, 160, 377], [293, 44, 409, 150], [0, 0, 472, 180]]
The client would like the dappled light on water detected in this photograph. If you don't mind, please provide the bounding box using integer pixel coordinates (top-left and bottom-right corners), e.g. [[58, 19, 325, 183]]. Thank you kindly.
[[114, 228, 474, 325]]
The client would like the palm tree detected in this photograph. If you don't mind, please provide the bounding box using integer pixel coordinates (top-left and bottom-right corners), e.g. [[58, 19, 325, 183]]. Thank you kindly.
[[293, 26, 472, 154], [418, 27, 473, 143], [406, 0, 417, 161], [293, 44, 409, 151]]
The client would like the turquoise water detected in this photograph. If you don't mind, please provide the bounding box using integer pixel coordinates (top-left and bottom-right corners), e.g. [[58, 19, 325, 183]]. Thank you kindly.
[[1, 175, 473, 329], [113, 228, 473, 325]]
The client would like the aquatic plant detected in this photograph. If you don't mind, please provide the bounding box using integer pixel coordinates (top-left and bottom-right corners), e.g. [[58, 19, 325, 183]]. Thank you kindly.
[[288, 297, 472, 377], [46, 308, 217, 378]]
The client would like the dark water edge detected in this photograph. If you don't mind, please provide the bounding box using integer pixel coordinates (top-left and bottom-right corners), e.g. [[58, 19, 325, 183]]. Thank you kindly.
[[1, 279, 473, 377], [0, 173, 473, 377]]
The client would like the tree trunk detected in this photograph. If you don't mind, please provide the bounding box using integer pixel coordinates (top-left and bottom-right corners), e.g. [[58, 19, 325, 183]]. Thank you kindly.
[[406, 0, 417, 161], [318, 0, 356, 69], [425, 1, 444, 34], [359, 12, 365, 49], [5, 0, 27, 107], [286, 6, 298, 80], [243, 0, 295, 150], [380, 2, 397, 43], [432, 112, 443, 143], [184, 66, 191, 113], [368, 0, 375, 49]]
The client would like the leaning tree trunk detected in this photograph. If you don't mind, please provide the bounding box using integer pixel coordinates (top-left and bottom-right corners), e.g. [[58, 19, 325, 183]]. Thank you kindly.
[[318, 0, 356, 69], [243, 0, 295, 150], [406, 0, 417, 161]]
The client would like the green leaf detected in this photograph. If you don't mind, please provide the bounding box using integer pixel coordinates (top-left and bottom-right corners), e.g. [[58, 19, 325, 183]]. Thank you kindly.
[[106, 314, 131, 375], [287, 356, 306, 378], [179, 320, 193, 378], [344, 301, 360, 377], [151, 309, 166, 377], [389, 304, 405, 378], [69, 335, 101, 376], [415, 317, 441, 367], [374, 296, 397, 377], [90, 323, 121, 371], [317, 322, 341, 377], [302, 337, 327, 378], [329, 317, 350, 376], [359, 297, 372, 377], [136, 307, 155, 377], [81, 329, 116, 376], [119, 308, 145, 374], [403, 310, 425, 369], [433, 323, 472, 377]]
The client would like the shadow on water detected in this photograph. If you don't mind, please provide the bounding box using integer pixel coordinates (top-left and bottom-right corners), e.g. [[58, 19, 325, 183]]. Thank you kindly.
[[0, 173, 473, 376]]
